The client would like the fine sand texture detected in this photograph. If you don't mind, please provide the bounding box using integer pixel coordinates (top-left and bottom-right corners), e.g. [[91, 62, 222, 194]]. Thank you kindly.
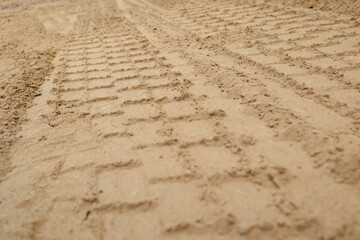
[[0, 0, 360, 239]]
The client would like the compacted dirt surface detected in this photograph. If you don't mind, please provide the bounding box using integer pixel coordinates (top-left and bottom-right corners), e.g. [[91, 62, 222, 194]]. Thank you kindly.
[[0, 0, 360, 239]]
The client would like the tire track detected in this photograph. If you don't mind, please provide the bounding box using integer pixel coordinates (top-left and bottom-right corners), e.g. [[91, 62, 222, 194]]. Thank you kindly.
[[0, 0, 360, 239]]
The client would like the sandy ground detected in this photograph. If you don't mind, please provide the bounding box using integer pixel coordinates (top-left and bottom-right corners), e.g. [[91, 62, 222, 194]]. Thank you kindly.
[[267, 0, 360, 16], [0, 0, 360, 239]]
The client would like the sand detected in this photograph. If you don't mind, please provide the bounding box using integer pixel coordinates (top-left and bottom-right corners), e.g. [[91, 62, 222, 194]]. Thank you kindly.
[[266, 0, 360, 16], [0, 0, 359, 239]]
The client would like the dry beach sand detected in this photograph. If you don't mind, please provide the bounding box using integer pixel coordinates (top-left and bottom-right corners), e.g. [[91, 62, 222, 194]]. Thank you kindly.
[[0, 0, 360, 239]]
